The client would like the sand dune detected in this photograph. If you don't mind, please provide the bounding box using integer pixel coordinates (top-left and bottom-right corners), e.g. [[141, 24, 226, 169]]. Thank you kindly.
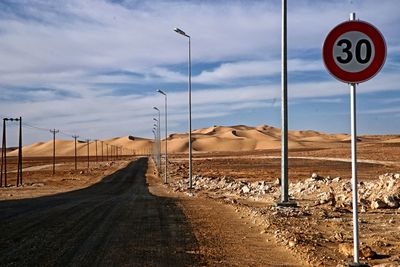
[[8, 136, 153, 157], [7, 125, 355, 156], [167, 125, 350, 153]]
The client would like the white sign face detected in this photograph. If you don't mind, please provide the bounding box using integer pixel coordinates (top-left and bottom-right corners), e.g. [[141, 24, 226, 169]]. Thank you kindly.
[[333, 31, 375, 73]]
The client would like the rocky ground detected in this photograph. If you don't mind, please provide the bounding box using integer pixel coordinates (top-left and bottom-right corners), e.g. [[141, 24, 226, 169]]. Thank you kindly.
[[167, 159, 400, 266], [2, 148, 400, 266]]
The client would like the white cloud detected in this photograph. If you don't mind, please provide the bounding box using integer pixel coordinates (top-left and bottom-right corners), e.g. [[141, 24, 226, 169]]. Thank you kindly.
[[193, 59, 323, 84], [0, 0, 400, 145]]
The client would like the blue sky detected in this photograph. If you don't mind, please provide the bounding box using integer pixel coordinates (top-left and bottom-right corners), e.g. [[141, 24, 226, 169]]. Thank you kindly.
[[0, 0, 399, 145]]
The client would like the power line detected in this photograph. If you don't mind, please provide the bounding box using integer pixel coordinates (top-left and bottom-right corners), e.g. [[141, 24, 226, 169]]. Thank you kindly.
[[18, 121, 124, 163], [59, 130, 75, 138], [22, 122, 50, 132]]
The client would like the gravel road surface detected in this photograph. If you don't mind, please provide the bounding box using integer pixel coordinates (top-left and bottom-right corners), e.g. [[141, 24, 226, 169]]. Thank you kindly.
[[0, 158, 204, 266]]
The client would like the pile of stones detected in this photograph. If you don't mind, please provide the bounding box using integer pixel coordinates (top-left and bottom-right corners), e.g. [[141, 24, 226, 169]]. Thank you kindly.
[[172, 170, 400, 211], [291, 172, 400, 210]]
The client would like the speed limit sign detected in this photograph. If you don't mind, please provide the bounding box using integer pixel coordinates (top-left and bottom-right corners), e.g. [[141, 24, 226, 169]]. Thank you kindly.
[[323, 20, 386, 83], [323, 13, 387, 266]]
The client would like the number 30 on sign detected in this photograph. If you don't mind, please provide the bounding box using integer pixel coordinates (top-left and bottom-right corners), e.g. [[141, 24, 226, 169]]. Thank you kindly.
[[323, 20, 386, 83]]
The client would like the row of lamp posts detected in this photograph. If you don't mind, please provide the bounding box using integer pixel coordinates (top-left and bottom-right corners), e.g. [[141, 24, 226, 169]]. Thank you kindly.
[[150, 27, 191, 186]]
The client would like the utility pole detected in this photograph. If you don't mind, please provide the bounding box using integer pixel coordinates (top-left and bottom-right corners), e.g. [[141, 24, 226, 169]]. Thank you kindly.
[[1, 118, 22, 187], [106, 144, 109, 161], [50, 129, 59, 175], [73, 135, 79, 170], [1, 118, 7, 187], [95, 139, 98, 163], [16, 117, 22, 186], [86, 139, 90, 170], [101, 141, 104, 161]]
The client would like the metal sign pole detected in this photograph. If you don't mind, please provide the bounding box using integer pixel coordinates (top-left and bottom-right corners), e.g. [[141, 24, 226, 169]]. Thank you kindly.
[[350, 12, 360, 265], [351, 82, 360, 264], [323, 12, 385, 265]]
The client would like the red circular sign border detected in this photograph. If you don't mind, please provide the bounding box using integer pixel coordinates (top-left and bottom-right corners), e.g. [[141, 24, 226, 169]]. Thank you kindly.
[[323, 20, 386, 83]]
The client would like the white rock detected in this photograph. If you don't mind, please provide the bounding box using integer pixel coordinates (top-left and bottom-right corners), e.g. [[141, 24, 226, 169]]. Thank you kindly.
[[288, 240, 296, 248], [319, 192, 335, 205], [371, 198, 388, 209], [241, 185, 251, 194], [311, 173, 324, 180]]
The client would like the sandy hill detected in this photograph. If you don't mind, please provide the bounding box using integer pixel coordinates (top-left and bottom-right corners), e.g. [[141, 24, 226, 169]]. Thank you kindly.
[[7, 125, 354, 156], [8, 136, 153, 157], [171, 125, 349, 153]]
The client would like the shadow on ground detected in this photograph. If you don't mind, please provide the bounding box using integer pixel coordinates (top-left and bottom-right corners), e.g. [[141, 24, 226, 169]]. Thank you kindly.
[[0, 157, 204, 267]]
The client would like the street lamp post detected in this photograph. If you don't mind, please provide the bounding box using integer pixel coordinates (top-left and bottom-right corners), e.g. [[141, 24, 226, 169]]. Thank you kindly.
[[157, 89, 168, 184], [153, 107, 161, 173], [153, 120, 160, 170], [174, 27, 193, 189], [152, 129, 157, 164]]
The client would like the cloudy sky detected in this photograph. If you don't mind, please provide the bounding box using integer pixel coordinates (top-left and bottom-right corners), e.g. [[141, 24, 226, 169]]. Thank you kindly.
[[0, 0, 399, 145]]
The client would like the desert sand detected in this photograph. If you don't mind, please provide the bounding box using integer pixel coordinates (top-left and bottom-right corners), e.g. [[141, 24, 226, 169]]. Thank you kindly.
[[8, 124, 361, 157], [2, 124, 400, 266], [7, 136, 153, 157]]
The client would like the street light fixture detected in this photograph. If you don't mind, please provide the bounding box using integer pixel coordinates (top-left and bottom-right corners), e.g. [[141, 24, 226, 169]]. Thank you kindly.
[[153, 107, 161, 172], [157, 89, 168, 184], [174, 28, 189, 37], [153, 117, 160, 170], [174, 26, 193, 189]]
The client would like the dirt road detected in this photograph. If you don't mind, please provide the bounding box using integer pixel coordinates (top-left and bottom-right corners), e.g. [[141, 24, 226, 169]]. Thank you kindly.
[[0, 158, 204, 266], [0, 157, 302, 266]]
